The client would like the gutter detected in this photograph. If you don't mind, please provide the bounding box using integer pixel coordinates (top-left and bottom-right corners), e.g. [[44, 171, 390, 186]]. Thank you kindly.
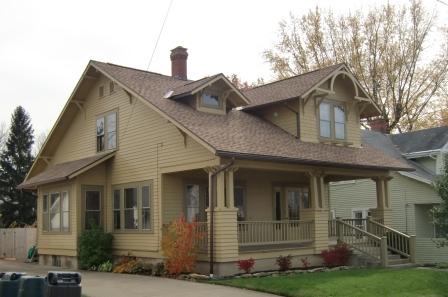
[[208, 159, 234, 277]]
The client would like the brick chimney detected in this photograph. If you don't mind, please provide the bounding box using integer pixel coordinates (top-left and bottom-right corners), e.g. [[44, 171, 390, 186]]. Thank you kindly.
[[368, 118, 389, 134], [170, 46, 188, 80]]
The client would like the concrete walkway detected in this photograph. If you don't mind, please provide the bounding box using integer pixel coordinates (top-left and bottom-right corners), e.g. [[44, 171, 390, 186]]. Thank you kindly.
[[0, 260, 277, 297]]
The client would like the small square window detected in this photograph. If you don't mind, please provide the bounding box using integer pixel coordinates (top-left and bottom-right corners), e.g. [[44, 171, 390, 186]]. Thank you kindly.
[[201, 93, 220, 108]]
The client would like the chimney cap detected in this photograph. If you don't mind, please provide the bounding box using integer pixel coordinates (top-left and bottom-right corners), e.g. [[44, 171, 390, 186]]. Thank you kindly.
[[170, 46, 188, 58]]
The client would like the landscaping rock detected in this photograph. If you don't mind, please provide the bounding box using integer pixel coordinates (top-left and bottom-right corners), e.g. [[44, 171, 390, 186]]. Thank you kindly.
[[308, 267, 326, 273], [189, 273, 209, 280]]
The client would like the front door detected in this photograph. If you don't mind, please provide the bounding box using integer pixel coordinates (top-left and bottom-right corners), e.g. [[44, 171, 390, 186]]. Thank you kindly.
[[286, 188, 301, 220]]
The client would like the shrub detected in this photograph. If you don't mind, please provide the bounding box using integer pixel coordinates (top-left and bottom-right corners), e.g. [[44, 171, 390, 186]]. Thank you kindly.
[[161, 216, 205, 276], [153, 262, 165, 276], [78, 225, 113, 270], [276, 255, 292, 271], [237, 258, 255, 274], [321, 244, 351, 267], [300, 257, 311, 269], [98, 261, 113, 272], [112, 256, 139, 274]]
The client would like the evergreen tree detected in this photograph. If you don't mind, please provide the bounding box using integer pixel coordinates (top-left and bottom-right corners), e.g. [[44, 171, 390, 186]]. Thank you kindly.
[[0, 106, 36, 226], [433, 157, 448, 246]]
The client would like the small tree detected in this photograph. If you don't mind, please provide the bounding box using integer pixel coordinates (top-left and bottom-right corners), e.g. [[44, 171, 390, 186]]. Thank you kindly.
[[78, 224, 113, 270], [0, 106, 36, 227], [432, 157, 448, 246], [161, 216, 204, 276]]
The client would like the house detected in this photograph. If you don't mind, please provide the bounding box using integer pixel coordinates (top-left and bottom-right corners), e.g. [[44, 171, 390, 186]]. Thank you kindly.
[[19, 46, 413, 275], [330, 126, 448, 264]]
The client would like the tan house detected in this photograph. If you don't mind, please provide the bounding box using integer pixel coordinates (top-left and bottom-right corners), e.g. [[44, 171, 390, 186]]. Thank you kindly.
[[20, 47, 413, 275]]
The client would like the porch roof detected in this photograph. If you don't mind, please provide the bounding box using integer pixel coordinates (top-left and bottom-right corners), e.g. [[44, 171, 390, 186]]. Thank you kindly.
[[18, 152, 115, 190]]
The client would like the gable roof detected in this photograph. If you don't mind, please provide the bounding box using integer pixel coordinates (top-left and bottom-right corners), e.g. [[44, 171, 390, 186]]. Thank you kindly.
[[389, 126, 448, 154], [243, 64, 344, 109], [19, 152, 115, 189], [362, 130, 434, 183], [89, 61, 411, 172]]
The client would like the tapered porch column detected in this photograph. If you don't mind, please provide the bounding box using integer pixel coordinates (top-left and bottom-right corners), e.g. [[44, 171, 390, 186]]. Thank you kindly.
[[302, 171, 329, 253], [370, 177, 392, 226], [205, 166, 239, 274]]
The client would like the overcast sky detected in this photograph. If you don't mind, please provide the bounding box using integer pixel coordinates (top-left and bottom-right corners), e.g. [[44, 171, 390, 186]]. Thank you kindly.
[[0, 0, 446, 137]]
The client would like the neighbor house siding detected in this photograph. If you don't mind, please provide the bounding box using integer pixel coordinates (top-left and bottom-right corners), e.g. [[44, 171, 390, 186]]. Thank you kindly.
[[37, 74, 217, 257], [415, 238, 448, 264]]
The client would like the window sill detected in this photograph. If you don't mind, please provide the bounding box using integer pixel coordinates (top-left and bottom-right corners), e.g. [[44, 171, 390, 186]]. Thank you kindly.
[[319, 138, 353, 146], [42, 231, 71, 235], [112, 230, 154, 235]]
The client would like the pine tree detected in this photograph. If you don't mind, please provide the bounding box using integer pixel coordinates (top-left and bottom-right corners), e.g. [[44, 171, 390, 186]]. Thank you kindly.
[[433, 157, 448, 246], [0, 106, 36, 227]]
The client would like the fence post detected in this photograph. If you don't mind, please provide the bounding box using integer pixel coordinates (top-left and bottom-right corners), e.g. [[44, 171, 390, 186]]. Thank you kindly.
[[380, 236, 388, 267], [409, 235, 416, 263]]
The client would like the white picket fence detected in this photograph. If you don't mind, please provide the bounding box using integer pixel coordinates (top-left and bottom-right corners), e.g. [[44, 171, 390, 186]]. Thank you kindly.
[[0, 228, 37, 260]]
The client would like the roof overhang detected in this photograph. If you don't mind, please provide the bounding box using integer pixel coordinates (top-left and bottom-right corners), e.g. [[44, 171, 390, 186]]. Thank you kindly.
[[402, 149, 441, 159], [19, 152, 115, 190], [398, 171, 433, 185]]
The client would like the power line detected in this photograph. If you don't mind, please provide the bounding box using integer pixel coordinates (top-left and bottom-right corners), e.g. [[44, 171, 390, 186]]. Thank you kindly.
[[436, 0, 448, 7], [146, 0, 174, 71]]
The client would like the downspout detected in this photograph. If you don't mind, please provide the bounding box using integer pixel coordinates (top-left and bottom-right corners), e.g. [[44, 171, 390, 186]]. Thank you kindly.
[[209, 159, 234, 277]]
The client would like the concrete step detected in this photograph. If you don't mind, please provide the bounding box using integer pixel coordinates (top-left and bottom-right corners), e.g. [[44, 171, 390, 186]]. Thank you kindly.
[[388, 258, 411, 265]]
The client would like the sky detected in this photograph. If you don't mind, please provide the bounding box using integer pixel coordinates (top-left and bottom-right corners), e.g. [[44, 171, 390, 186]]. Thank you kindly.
[[0, 0, 446, 138]]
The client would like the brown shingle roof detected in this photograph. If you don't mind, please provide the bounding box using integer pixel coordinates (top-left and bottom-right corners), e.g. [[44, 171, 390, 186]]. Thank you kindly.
[[243, 63, 344, 109], [91, 61, 412, 172], [169, 74, 221, 98], [18, 152, 115, 189]]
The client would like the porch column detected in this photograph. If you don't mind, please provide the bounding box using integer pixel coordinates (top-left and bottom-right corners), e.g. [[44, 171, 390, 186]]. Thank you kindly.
[[205, 166, 239, 274], [371, 177, 392, 226], [303, 172, 329, 253]]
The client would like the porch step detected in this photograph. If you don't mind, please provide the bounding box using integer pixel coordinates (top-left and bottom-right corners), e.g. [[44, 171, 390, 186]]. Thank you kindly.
[[387, 258, 411, 266]]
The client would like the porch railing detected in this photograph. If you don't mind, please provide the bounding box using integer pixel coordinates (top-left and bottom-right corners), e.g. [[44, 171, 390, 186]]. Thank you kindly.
[[237, 220, 314, 247], [328, 218, 384, 237], [366, 219, 415, 261], [195, 221, 208, 252]]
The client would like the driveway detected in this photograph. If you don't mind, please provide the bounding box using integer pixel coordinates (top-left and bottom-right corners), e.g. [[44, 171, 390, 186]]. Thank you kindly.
[[0, 260, 277, 297]]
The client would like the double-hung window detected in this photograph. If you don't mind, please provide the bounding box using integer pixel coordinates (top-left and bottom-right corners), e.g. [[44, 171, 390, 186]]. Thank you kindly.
[[319, 102, 346, 140], [42, 190, 69, 232], [96, 111, 117, 152], [113, 181, 152, 231]]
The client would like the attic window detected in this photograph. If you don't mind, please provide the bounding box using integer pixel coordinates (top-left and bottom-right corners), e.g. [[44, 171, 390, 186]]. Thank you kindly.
[[200, 93, 220, 108], [99, 85, 104, 98], [96, 111, 117, 152], [109, 81, 115, 94]]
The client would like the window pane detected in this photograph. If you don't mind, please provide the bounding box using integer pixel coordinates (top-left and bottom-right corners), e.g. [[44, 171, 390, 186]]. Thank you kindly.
[[61, 192, 69, 212], [124, 188, 138, 229], [107, 113, 116, 132], [275, 191, 282, 221], [125, 209, 138, 229], [86, 191, 100, 211], [43, 195, 48, 212], [97, 135, 105, 152], [96, 117, 105, 136], [186, 185, 200, 223], [287, 190, 300, 220], [302, 190, 310, 209], [142, 186, 150, 208], [107, 132, 116, 149], [85, 211, 100, 229], [320, 120, 331, 138], [114, 210, 120, 230], [335, 123, 345, 139], [62, 211, 69, 231], [201, 94, 219, 107], [319, 103, 331, 120], [334, 105, 345, 123], [50, 193, 60, 231], [142, 209, 151, 230], [43, 214, 49, 232], [113, 190, 120, 209], [124, 188, 137, 208], [234, 187, 245, 221]]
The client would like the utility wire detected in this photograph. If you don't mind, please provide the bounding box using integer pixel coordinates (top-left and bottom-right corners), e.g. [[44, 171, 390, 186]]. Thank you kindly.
[[436, 0, 448, 7], [146, 0, 174, 71]]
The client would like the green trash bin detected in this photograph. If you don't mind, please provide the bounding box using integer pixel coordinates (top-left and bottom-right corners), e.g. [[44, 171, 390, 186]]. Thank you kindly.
[[0, 272, 26, 297], [17, 276, 46, 297]]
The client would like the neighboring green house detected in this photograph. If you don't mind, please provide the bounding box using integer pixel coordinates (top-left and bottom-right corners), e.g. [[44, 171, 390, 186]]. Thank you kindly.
[[330, 127, 448, 264]]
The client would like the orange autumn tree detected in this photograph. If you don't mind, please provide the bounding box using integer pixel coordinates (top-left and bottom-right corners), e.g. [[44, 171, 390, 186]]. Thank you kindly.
[[161, 216, 205, 276]]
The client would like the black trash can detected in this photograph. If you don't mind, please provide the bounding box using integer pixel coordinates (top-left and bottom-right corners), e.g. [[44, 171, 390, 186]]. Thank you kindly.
[[46, 271, 81, 297], [0, 272, 26, 297], [17, 276, 46, 297]]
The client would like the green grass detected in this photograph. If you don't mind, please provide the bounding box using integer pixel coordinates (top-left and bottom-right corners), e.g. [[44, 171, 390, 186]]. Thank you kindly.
[[212, 268, 448, 297]]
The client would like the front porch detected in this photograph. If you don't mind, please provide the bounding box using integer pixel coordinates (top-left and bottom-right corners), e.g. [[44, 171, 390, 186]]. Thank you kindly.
[[161, 159, 396, 273]]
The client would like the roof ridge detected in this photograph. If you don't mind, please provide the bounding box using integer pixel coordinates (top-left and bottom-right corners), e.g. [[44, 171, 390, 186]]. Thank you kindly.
[[175, 73, 221, 88], [245, 62, 345, 92], [91, 60, 184, 81]]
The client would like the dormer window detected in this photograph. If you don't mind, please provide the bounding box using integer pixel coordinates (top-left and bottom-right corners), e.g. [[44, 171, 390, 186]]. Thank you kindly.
[[200, 93, 220, 109], [319, 101, 346, 140]]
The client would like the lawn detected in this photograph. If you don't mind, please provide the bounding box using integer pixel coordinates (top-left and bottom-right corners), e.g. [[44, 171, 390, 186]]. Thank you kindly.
[[212, 268, 448, 297]]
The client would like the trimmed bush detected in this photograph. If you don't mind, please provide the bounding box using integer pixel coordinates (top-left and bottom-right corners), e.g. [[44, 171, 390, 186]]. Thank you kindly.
[[276, 255, 292, 271], [78, 225, 113, 270], [237, 258, 255, 274], [321, 244, 351, 267]]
